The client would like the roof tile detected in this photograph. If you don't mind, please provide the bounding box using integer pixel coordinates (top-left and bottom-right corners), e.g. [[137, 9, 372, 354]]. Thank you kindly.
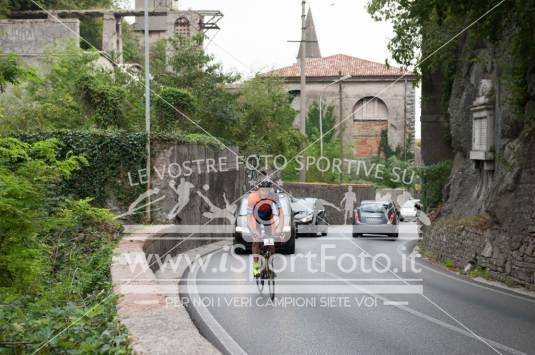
[[264, 54, 414, 78]]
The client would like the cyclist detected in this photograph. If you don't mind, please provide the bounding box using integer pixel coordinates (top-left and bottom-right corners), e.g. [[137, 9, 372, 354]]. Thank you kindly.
[[247, 176, 283, 277]]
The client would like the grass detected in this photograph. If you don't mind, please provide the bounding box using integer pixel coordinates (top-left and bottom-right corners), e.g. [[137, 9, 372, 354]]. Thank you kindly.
[[444, 214, 493, 230], [443, 259, 456, 270], [467, 266, 492, 279]]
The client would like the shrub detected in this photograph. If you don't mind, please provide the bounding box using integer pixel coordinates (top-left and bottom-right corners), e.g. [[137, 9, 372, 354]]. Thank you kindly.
[[153, 87, 196, 132], [0, 137, 131, 353], [419, 160, 452, 209]]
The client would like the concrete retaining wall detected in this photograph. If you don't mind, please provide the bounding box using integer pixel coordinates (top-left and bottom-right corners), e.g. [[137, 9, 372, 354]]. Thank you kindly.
[[149, 141, 246, 225]]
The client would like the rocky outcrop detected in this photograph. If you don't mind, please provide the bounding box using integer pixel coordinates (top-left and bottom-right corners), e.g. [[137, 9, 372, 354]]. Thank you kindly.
[[422, 23, 535, 287]]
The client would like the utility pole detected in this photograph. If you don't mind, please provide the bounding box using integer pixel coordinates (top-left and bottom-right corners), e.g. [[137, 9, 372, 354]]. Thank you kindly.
[[338, 70, 344, 161], [144, 0, 151, 222], [299, 0, 307, 181], [403, 78, 408, 161]]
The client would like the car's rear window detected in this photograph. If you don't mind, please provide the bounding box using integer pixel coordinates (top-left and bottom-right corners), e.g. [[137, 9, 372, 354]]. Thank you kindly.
[[360, 203, 386, 213]]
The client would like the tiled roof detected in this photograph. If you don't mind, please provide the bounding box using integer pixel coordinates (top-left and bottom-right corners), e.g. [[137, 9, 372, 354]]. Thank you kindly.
[[264, 54, 415, 79]]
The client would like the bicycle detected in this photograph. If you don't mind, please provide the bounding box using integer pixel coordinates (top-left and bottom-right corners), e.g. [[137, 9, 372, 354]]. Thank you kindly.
[[255, 235, 276, 301]]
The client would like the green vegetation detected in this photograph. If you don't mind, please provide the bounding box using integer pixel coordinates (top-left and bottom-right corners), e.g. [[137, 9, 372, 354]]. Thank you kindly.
[[444, 213, 493, 230], [234, 76, 304, 159], [153, 87, 196, 132], [0, 137, 130, 353], [15, 130, 147, 214], [368, 0, 535, 135], [150, 35, 240, 139], [0, 52, 33, 92], [300, 101, 342, 183], [419, 160, 451, 209], [0, 43, 145, 133], [443, 259, 456, 270], [467, 266, 492, 279]]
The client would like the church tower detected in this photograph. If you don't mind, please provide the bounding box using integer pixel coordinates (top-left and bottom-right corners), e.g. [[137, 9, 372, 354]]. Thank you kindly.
[[297, 8, 322, 59]]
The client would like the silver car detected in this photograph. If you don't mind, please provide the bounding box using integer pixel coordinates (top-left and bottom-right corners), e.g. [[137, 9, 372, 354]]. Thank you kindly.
[[353, 200, 399, 239], [290, 198, 328, 237]]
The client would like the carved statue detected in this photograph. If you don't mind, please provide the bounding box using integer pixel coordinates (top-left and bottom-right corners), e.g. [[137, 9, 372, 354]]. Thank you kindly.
[[473, 79, 494, 106]]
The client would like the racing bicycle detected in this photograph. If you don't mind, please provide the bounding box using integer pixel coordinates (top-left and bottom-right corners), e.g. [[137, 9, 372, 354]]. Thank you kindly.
[[255, 235, 276, 301]]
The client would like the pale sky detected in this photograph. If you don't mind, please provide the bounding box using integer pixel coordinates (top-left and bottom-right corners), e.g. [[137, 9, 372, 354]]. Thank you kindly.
[[127, 0, 421, 138]]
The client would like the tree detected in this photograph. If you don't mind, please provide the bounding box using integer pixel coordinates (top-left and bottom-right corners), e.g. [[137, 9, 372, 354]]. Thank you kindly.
[[153, 87, 196, 132], [0, 43, 145, 133], [151, 35, 240, 138], [0, 137, 87, 292], [0, 52, 32, 92], [303, 101, 342, 183], [233, 76, 304, 157]]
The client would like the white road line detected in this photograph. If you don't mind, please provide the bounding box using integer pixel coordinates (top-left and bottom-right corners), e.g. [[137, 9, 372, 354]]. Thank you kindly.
[[383, 301, 409, 306], [184, 241, 528, 355], [186, 250, 247, 355], [323, 269, 526, 355], [417, 261, 535, 304], [349, 239, 504, 354], [125, 278, 423, 282]]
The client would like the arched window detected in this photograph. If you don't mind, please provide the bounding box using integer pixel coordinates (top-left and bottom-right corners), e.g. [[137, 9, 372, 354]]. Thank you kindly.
[[353, 97, 388, 120], [352, 97, 389, 157], [175, 17, 190, 40]]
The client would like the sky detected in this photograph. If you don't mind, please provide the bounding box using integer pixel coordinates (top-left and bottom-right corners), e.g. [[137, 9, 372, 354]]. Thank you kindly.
[[128, 0, 421, 138]]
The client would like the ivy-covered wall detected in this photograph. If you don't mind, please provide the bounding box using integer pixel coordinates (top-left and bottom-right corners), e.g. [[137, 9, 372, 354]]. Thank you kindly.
[[17, 130, 147, 221], [16, 130, 243, 224]]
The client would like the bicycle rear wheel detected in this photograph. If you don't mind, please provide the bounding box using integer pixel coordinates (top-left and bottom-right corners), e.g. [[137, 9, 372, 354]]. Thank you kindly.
[[256, 277, 264, 293], [268, 275, 275, 301]]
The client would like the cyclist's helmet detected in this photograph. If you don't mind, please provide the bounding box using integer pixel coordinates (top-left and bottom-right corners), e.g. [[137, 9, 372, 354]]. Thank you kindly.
[[256, 202, 273, 221]]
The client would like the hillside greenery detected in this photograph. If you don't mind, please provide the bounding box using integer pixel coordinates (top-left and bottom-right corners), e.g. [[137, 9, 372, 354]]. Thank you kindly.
[[0, 137, 131, 353]]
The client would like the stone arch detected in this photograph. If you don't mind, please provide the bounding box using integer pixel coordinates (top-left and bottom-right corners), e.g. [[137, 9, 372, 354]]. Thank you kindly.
[[352, 96, 389, 121], [352, 97, 389, 157]]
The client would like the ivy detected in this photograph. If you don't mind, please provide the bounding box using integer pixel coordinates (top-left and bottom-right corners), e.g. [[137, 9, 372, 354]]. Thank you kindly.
[[15, 130, 147, 221], [153, 87, 196, 132]]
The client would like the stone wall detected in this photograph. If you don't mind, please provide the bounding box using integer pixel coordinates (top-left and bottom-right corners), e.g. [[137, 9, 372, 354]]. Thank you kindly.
[[422, 222, 535, 288], [283, 182, 375, 225], [0, 19, 79, 67]]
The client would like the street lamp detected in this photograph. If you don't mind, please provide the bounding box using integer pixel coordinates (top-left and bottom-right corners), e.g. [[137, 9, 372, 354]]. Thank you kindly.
[[319, 74, 351, 157]]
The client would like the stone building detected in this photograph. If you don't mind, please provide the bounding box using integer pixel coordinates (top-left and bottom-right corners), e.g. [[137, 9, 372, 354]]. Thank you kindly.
[[265, 10, 416, 158], [132, 0, 222, 48], [0, 2, 221, 66]]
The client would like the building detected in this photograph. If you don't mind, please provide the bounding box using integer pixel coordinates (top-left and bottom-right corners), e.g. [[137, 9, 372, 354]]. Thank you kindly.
[[133, 0, 222, 47], [1, 2, 222, 66], [265, 10, 417, 158]]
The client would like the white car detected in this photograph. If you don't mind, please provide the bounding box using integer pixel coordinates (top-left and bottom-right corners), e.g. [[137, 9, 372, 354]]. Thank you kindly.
[[399, 199, 421, 221]]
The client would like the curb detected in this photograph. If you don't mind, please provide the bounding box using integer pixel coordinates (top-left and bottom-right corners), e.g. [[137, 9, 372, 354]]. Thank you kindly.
[[111, 233, 222, 355]]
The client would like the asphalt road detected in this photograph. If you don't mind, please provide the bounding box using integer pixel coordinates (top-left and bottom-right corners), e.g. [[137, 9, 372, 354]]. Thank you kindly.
[[181, 227, 535, 355]]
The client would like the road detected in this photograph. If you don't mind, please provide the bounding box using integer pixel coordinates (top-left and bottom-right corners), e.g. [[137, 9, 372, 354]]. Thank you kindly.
[[181, 228, 535, 355]]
